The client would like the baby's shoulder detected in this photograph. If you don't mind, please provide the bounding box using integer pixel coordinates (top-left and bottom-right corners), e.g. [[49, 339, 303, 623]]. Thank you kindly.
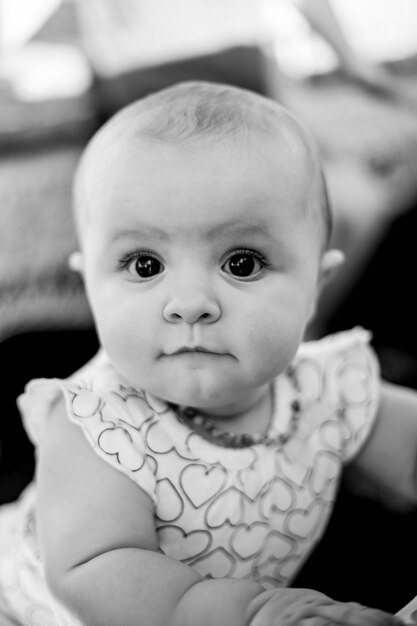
[[285, 327, 382, 464], [18, 349, 167, 447], [18, 350, 168, 500], [290, 326, 380, 403]]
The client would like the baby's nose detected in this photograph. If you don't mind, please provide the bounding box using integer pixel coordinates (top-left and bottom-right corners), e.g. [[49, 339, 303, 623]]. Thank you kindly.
[[163, 289, 221, 324]]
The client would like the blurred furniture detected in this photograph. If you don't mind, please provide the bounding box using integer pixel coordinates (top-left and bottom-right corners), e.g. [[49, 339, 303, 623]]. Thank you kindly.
[[0, 0, 97, 499], [285, 67, 417, 339]]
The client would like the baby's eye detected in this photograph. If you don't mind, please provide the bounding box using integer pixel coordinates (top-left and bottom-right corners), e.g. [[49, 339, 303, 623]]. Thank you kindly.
[[121, 253, 164, 279], [134, 255, 163, 278], [222, 250, 267, 279]]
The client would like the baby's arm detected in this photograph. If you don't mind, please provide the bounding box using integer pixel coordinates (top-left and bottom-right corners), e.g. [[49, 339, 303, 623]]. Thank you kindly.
[[36, 396, 262, 625], [344, 381, 417, 509], [36, 396, 400, 626]]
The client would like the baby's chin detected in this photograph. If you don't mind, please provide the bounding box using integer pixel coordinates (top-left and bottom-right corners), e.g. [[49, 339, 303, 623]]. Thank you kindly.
[[156, 382, 240, 413]]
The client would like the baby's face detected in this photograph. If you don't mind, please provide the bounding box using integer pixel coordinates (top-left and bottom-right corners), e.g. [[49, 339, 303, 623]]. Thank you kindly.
[[78, 133, 328, 414]]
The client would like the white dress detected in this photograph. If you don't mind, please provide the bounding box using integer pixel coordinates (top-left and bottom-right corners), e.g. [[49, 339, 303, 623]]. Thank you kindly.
[[0, 328, 380, 625]]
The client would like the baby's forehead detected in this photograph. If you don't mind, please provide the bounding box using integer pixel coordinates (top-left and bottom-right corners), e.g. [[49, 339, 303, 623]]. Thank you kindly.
[[74, 87, 327, 245], [81, 104, 317, 187], [79, 124, 316, 217]]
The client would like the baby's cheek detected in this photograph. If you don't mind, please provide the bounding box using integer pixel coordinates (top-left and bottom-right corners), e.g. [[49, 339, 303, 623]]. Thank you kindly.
[[99, 319, 145, 376], [247, 311, 303, 371]]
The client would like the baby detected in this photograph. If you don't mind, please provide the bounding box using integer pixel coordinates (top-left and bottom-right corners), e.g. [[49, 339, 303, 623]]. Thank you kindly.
[[1, 81, 415, 626]]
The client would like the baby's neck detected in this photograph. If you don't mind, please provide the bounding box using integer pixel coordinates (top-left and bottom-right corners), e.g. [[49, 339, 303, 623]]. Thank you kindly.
[[193, 384, 274, 436]]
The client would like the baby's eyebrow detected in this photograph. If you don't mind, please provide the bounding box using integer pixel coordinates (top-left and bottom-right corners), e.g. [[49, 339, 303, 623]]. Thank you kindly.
[[108, 226, 170, 244], [107, 221, 276, 245], [205, 220, 276, 242]]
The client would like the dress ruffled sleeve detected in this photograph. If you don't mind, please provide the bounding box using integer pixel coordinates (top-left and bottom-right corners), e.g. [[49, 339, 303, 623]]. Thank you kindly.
[[17, 354, 161, 503], [310, 327, 381, 463], [335, 328, 381, 462]]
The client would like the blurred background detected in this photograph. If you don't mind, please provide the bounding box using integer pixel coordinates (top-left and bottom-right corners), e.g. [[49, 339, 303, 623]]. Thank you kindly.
[[2, 0, 417, 612]]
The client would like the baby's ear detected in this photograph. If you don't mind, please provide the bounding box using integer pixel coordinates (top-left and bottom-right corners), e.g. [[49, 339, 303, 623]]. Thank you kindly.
[[68, 251, 84, 275], [306, 249, 345, 331], [318, 248, 345, 291]]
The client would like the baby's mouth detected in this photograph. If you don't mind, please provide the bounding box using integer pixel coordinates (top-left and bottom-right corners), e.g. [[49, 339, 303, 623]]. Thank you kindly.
[[162, 346, 232, 358], [172, 346, 214, 355]]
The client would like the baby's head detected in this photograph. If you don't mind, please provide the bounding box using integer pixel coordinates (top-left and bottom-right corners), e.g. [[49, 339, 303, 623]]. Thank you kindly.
[[71, 81, 342, 413], [73, 81, 331, 251]]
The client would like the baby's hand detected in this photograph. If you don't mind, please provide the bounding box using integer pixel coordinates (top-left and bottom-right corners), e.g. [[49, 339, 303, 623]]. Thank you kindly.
[[249, 588, 404, 626]]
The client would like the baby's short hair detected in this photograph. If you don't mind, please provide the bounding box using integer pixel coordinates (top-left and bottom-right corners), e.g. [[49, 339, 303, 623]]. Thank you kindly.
[[122, 80, 302, 142], [74, 81, 331, 247]]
